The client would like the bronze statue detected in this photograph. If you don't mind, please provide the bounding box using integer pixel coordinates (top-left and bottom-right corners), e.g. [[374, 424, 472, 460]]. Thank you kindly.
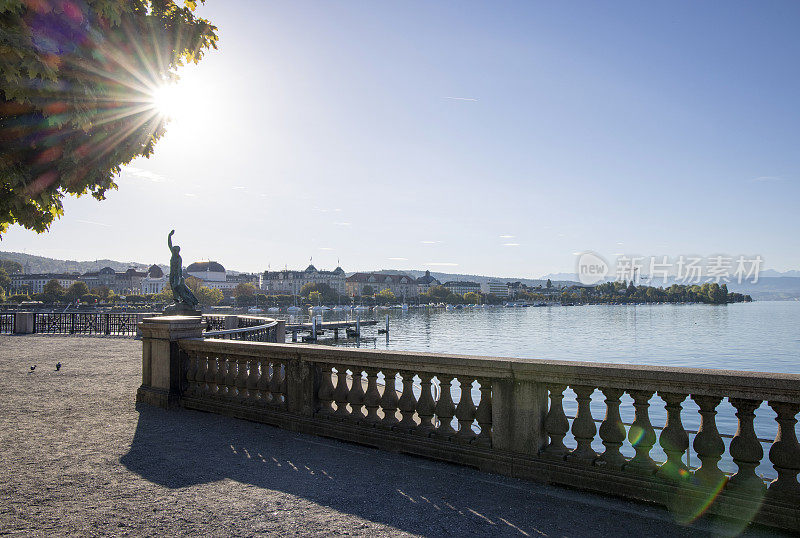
[[167, 230, 199, 310]]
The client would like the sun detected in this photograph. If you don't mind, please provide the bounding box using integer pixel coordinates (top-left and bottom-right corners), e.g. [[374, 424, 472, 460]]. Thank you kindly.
[[150, 83, 188, 119]]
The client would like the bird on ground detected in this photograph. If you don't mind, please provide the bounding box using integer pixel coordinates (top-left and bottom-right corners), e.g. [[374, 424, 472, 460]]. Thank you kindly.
[[56, 362, 61, 371], [30, 365, 36, 372]]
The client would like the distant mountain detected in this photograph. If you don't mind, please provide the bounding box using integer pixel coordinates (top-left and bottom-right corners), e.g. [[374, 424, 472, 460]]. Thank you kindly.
[[0, 251, 165, 275]]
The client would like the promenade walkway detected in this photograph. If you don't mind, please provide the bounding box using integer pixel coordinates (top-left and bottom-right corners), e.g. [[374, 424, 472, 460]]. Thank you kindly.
[[0, 336, 782, 536]]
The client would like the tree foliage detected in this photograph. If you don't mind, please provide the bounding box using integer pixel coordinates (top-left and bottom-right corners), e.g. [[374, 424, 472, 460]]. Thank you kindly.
[[65, 280, 89, 301], [0, 267, 9, 292], [0, 260, 22, 274], [0, 1, 218, 236]]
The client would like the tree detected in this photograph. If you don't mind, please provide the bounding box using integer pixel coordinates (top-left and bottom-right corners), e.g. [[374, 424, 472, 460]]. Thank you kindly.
[[375, 289, 396, 305], [234, 282, 256, 298], [362, 285, 374, 297], [0, 2, 218, 237], [463, 291, 480, 304], [0, 268, 9, 292], [185, 276, 203, 293], [42, 279, 64, 303], [196, 286, 223, 306], [0, 260, 22, 274], [308, 290, 322, 305], [546, 279, 552, 289], [9, 293, 29, 303], [65, 281, 89, 302]]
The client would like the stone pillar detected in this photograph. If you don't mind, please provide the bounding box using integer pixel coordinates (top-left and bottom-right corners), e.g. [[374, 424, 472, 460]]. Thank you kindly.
[[13, 312, 35, 334], [275, 320, 286, 343], [136, 315, 203, 409], [224, 315, 239, 330], [492, 379, 548, 455]]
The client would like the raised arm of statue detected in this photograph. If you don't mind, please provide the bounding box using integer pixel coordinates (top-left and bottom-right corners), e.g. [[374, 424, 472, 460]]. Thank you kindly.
[[168, 229, 175, 251]]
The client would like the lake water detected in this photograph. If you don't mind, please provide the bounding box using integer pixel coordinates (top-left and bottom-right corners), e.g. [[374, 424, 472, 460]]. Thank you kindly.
[[303, 301, 800, 480]]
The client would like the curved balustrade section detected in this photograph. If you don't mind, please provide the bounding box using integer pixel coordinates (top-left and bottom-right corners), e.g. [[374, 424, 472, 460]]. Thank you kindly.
[[204, 321, 279, 342], [169, 338, 800, 532]]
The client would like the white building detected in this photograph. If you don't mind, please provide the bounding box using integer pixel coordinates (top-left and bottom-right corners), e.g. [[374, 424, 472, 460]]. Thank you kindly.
[[443, 281, 481, 296], [141, 265, 168, 294], [481, 280, 510, 297], [346, 273, 418, 298], [415, 270, 441, 294], [186, 261, 237, 291], [263, 264, 346, 295], [10, 273, 79, 295]]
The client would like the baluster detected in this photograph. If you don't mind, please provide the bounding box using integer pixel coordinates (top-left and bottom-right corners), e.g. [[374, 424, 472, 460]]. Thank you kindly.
[[193, 352, 208, 397], [768, 401, 800, 501], [692, 395, 725, 487], [397, 371, 418, 432], [316, 364, 335, 416], [333, 367, 350, 418], [567, 385, 597, 464], [416, 373, 435, 435], [657, 392, 690, 482], [347, 367, 366, 421], [277, 363, 287, 405], [542, 384, 570, 459], [256, 358, 270, 405], [625, 390, 657, 475], [246, 357, 260, 404], [206, 355, 218, 397], [185, 352, 199, 397], [222, 356, 236, 400], [379, 370, 400, 427], [475, 378, 492, 446], [364, 368, 381, 424], [235, 357, 249, 403], [596, 387, 626, 469], [455, 378, 477, 441], [727, 398, 765, 493], [216, 356, 229, 399], [434, 375, 456, 437], [268, 361, 282, 405]]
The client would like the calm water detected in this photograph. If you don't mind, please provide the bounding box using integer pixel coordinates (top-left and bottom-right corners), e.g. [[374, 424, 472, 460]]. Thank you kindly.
[[309, 301, 799, 480]]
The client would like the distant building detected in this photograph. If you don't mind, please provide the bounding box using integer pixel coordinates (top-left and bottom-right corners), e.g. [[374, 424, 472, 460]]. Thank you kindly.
[[263, 264, 346, 296], [346, 273, 418, 299], [481, 280, 510, 297], [81, 267, 145, 294], [416, 270, 441, 294], [141, 265, 168, 295], [443, 281, 481, 296], [9, 273, 79, 295]]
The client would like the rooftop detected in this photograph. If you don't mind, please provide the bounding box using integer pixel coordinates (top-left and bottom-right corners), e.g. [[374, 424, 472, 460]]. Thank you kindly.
[[0, 336, 778, 536]]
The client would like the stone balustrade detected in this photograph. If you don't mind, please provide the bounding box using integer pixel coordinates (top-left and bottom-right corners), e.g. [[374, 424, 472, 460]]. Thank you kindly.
[[137, 316, 800, 532]]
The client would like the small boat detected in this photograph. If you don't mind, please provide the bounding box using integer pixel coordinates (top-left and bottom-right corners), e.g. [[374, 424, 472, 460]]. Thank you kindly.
[[287, 306, 301, 314], [267, 307, 280, 313]]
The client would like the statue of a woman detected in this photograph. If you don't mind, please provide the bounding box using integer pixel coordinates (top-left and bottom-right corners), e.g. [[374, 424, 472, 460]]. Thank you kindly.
[[167, 230, 199, 307]]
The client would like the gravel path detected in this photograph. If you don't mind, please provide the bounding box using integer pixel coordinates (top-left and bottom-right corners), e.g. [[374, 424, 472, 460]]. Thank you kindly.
[[0, 336, 782, 537]]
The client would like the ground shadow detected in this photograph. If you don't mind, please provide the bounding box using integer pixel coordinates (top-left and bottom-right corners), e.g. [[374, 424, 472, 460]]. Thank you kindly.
[[119, 405, 771, 537]]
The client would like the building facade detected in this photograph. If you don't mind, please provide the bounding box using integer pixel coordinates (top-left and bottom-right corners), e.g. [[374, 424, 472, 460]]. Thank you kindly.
[[141, 265, 168, 295], [346, 273, 418, 299], [263, 264, 346, 296], [443, 281, 481, 295], [415, 270, 441, 294], [9, 273, 79, 295], [481, 280, 510, 297], [81, 267, 146, 294]]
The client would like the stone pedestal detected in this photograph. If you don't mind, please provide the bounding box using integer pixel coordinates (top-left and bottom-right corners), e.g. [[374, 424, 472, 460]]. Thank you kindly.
[[163, 303, 202, 316], [491, 379, 548, 455], [136, 315, 203, 409]]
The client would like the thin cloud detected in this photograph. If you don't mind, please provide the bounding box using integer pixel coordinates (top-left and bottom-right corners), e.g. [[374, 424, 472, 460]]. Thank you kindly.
[[123, 166, 167, 183], [232, 185, 246, 190], [444, 97, 478, 102], [752, 176, 786, 183], [499, 234, 514, 239], [319, 247, 334, 251], [184, 193, 196, 197], [334, 222, 351, 226], [421, 240, 442, 245], [388, 257, 408, 261], [503, 243, 520, 247], [425, 262, 459, 267], [76, 219, 112, 228]]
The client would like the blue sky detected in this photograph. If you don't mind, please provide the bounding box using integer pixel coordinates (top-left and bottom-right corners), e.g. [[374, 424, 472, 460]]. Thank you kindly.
[[3, 1, 799, 277]]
